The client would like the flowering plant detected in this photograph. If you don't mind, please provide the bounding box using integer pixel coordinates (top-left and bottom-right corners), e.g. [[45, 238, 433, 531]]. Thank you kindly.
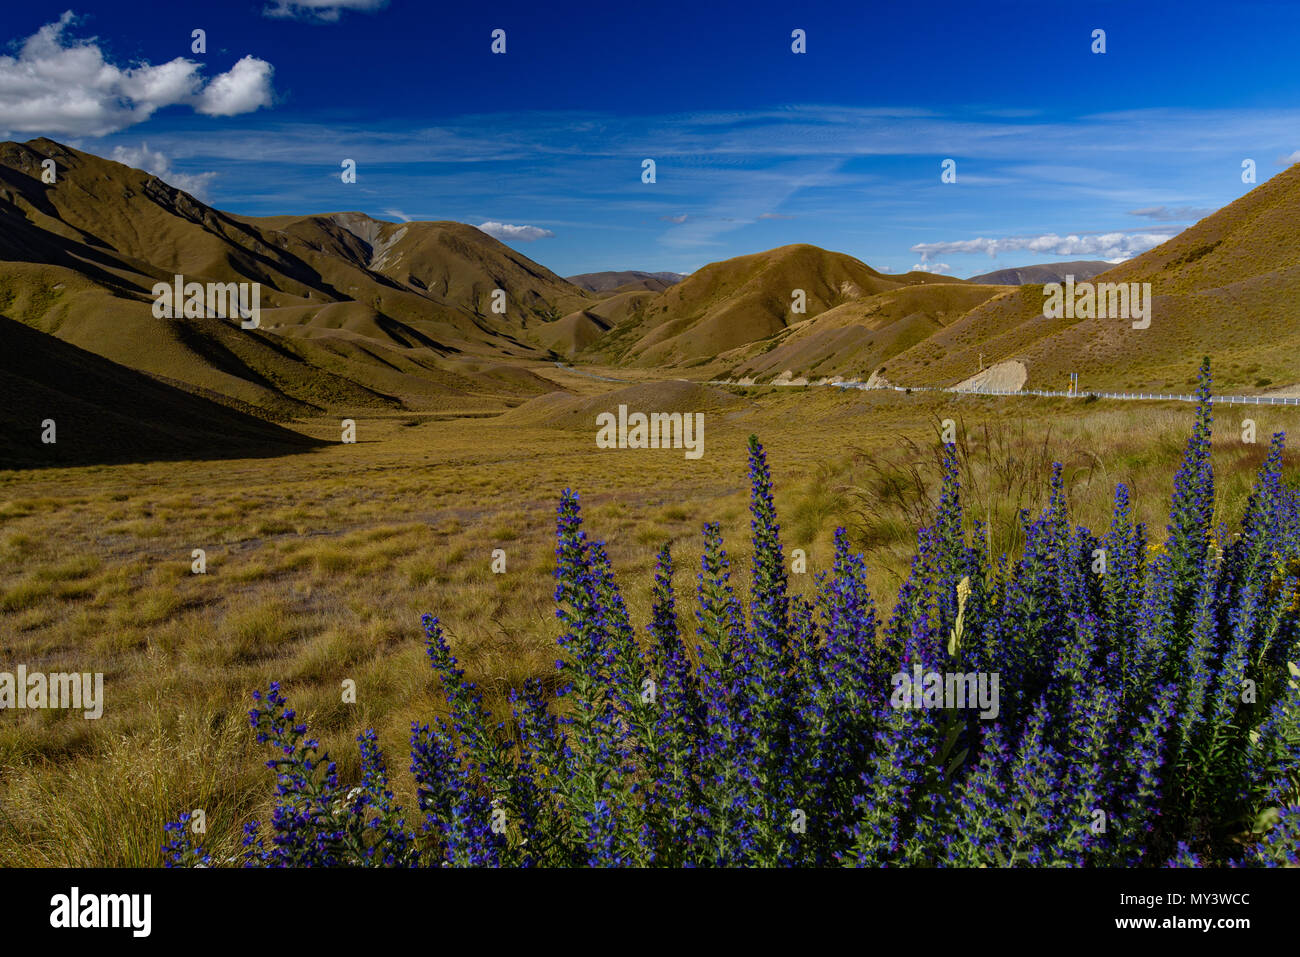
[[166, 360, 1300, 867]]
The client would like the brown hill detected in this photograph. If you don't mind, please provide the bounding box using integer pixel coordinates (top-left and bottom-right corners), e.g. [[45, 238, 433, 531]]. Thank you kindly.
[[591, 244, 952, 366], [245, 211, 591, 330], [718, 282, 1008, 382], [0, 138, 584, 417], [17, 138, 1298, 403], [536, 287, 663, 357], [534, 310, 614, 356]]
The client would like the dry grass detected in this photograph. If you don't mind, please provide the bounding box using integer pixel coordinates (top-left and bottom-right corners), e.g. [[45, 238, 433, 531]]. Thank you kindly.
[[2, 384, 1297, 865]]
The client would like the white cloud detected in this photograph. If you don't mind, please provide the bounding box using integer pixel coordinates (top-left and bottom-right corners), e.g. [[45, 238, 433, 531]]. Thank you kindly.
[[758, 212, 795, 220], [1278, 150, 1300, 166], [911, 232, 1174, 263], [116, 58, 201, 106], [1128, 205, 1213, 222], [477, 221, 555, 242], [109, 143, 216, 199], [195, 56, 274, 116], [660, 214, 688, 223], [263, 0, 388, 21], [383, 208, 412, 222], [910, 262, 952, 273], [0, 13, 274, 136]]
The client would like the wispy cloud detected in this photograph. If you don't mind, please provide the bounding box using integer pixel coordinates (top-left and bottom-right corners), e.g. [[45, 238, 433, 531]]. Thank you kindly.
[[660, 214, 688, 223], [1128, 205, 1213, 222], [263, 0, 388, 21], [383, 208, 412, 222], [911, 231, 1175, 262], [109, 143, 216, 199], [0, 13, 274, 136], [656, 158, 840, 249], [478, 221, 555, 242], [910, 262, 952, 273], [116, 106, 1300, 191]]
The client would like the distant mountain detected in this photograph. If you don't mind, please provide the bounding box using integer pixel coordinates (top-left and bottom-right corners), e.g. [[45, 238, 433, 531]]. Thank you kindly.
[[566, 271, 686, 294], [967, 261, 1112, 285]]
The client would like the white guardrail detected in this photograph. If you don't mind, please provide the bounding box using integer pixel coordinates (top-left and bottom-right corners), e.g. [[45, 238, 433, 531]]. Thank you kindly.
[[707, 379, 1300, 406]]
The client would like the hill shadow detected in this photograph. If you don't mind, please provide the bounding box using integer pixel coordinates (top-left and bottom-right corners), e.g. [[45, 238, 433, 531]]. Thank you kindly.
[[1, 314, 329, 469]]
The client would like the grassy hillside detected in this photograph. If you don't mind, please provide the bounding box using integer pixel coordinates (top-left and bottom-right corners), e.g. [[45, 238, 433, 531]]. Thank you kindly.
[[886, 164, 1300, 393], [589, 244, 953, 366], [11, 137, 1300, 407], [0, 139, 582, 418], [714, 281, 1007, 382]]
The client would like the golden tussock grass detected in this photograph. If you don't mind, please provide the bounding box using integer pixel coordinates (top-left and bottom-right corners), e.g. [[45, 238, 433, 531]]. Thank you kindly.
[[1, 385, 1297, 864]]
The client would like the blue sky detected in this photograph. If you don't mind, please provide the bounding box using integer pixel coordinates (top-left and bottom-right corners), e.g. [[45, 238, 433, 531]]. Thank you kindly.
[[2, 0, 1299, 278]]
